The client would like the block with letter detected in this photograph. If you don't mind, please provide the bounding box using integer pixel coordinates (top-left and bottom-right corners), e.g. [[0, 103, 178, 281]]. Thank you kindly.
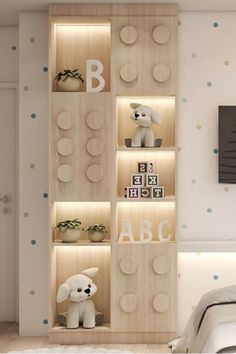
[[140, 187, 152, 198], [131, 174, 144, 186], [138, 161, 153, 174], [152, 187, 165, 198], [124, 187, 140, 199], [146, 174, 159, 187]]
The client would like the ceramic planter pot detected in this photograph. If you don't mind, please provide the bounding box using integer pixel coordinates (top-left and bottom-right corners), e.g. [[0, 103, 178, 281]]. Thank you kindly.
[[59, 229, 81, 243], [58, 78, 82, 92], [88, 231, 105, 243]]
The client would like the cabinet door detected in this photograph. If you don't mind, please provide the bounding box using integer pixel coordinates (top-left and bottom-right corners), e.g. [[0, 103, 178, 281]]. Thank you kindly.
[[112, 243, 176, 331]]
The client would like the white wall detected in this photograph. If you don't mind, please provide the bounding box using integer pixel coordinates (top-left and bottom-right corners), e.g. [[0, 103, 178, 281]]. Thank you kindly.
[[15, 11, 236, 335], [0, 26, 18, 82], [19, 12, 49, 336]]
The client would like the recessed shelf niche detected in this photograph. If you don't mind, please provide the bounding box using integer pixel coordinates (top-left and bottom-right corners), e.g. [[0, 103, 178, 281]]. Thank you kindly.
[[51, 20, 111, 92]]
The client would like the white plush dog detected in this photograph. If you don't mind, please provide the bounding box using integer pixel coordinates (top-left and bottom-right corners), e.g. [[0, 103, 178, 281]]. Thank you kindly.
[[57, 267, 98, 329], [129, 103, 161, 147]]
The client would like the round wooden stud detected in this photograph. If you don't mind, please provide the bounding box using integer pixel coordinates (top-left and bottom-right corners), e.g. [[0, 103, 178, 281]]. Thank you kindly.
[[57, 164, 74, 183], [86, 111, 104, 130], [120, 26, 138, 45], [120, 64, 138, 83], [120, 256, 137, 275], [86, 138, 104, 156], [86, 164, 104, 183], [153, 26, 170, 44], [153, 64, 170, 82], [57, 111, 74, 130], [152, 256, 170, 275], [153, 293, 169, 313], [120, 294, 137, 313], [57, 138, 74, 157]]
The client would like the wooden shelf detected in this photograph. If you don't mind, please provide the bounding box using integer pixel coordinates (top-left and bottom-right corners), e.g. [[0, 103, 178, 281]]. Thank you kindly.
[[51, 323, 111, 333], [117, 146, 176, 152], [118, 196, 175, 202], [51, 240, 111, 247]]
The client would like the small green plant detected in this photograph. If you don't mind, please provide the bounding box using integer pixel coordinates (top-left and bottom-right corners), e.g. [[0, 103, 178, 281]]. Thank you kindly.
[[55, 69, 84, 83], [86, 224, 107, 233], [56, 218, 82, 233]]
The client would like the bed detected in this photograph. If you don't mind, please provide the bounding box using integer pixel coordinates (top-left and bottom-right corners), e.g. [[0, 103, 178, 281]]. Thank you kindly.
[[170, 285, 236, 353]]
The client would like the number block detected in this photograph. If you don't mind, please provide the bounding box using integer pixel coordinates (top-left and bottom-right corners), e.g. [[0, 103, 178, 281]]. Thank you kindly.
[[140, 187, 152, 198], [152, 187, 165, 198], [131, 174, 145, 186], [137, 161, 153, 174], [146, 174, 159, 186], [124, 187, 140, 199]]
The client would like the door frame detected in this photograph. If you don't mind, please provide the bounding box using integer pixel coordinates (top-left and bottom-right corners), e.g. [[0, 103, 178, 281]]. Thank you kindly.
[[0, 82, 19, 324]]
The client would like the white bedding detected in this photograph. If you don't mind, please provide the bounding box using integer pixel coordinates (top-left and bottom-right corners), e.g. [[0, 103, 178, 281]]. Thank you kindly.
[[171, 285, 236, 353], [202, 322, 236, 353]]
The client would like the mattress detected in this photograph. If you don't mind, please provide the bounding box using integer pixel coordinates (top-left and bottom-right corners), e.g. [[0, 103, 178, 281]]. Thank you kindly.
[[202, 322, 236, 353]]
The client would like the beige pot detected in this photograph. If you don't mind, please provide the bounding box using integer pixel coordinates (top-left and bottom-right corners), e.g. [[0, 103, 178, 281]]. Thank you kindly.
[[60, 229, 81, 243], [58, 78, 81, 92], [88, 231, 105, 243]]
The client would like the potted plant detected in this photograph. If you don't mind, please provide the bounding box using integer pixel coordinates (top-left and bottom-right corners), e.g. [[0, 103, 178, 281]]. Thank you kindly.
[[86, 224, 107, 242], [56, 218, 82, 243], [55, 69, 84, 92]]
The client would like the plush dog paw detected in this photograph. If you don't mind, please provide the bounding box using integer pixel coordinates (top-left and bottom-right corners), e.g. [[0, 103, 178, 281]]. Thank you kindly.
[[125, 138, 132, 147], [155, 138, 162, 147]]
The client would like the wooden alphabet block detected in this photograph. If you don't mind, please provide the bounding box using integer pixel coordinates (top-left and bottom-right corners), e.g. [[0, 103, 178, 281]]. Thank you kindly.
[[146, 174, 159, 187], [124, 187, 140, 199], [140, 187, 152, 198], [152, 187, 165, 198], [137, 161, 153, 174], [131, 174, 144, 186]]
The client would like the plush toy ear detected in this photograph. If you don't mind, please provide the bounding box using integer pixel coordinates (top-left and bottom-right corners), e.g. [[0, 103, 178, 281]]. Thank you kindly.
[[82, 267, 99, 278], [151, 110, 161, 125], [56, 283, 70, 303], [130, 102, 141, 110]]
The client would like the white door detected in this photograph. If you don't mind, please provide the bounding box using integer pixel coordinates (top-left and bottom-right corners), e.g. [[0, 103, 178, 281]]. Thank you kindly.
[[0, 88, 16, 321]]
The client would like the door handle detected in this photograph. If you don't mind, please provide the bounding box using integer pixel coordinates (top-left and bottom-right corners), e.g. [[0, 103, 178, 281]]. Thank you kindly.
[[0, 195, 11, 203]]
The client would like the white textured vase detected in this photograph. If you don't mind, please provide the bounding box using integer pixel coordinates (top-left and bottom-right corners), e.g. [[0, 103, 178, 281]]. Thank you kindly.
[[58, 78, 81, 92], [60, 229, 81, 243], [88, 231, 105, 242]]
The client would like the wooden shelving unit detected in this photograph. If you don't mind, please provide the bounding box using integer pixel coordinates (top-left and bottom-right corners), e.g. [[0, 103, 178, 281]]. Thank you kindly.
[[49, 3, 178, 345]]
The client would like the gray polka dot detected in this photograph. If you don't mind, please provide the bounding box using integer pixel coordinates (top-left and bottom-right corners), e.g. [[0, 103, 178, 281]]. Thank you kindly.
[[31, 240, 36, 245], [196, 124, 202, 130], [224, 60, 229, 66], [24, 212, 29, 217], [178, 20, 181, 26], [207, 81, 212, 87], [213, 274, 219, 280], [191, 53, 197, 58], [31, 113, 36, 119], [191, 179, 197, 184], [30, 290, 35, 295], [11, 45, 16, 51], [178, 147, 181, 152], [207, 208, 212, 213], [182, 98, 187, 103], [213, 148, 218, 154], [43, 193, 48, 199], [30, 163, 35, 169], [30, 37, 35, 43], [24, 86, 29, 91], [43, 67, 48, 72], [213, 22, 219, 28], [43, 319, 48, 325], [182, 224, 188, 229], [178, 273, 181, 278], [224, 186, 229, 192]]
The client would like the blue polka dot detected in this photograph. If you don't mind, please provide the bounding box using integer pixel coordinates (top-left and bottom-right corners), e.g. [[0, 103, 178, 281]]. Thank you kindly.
[[43, 67, 48, 72], [43, 319, 48, 325], [31, 113, 36, 119], [182, 224, 188, 229], [207, 81, 212, 87], [31, 240, 36, 245], [43, 193, 48, 199], [207, 208, 213, 213], [213, 148, 218, 154], [213, 274, 219, 280], [213, 22, 219, 28]]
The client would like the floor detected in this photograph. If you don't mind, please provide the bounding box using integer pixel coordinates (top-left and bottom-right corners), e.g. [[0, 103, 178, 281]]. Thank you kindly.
[[0, 323, 171, 353]]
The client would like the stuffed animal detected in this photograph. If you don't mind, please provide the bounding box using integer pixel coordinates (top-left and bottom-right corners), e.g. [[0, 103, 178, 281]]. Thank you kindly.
[[126, 103, 161, 148], [56, 267, 98, 329]]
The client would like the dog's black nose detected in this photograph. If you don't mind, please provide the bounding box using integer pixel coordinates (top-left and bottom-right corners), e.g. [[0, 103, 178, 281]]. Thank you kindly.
[[135, 113, 139, 118], [84, 288, 91, 294]]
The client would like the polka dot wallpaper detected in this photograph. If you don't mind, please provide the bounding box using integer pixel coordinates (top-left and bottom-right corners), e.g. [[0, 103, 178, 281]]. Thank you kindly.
[[177, 12, 236, 242], [19, 13, 49, 336]]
